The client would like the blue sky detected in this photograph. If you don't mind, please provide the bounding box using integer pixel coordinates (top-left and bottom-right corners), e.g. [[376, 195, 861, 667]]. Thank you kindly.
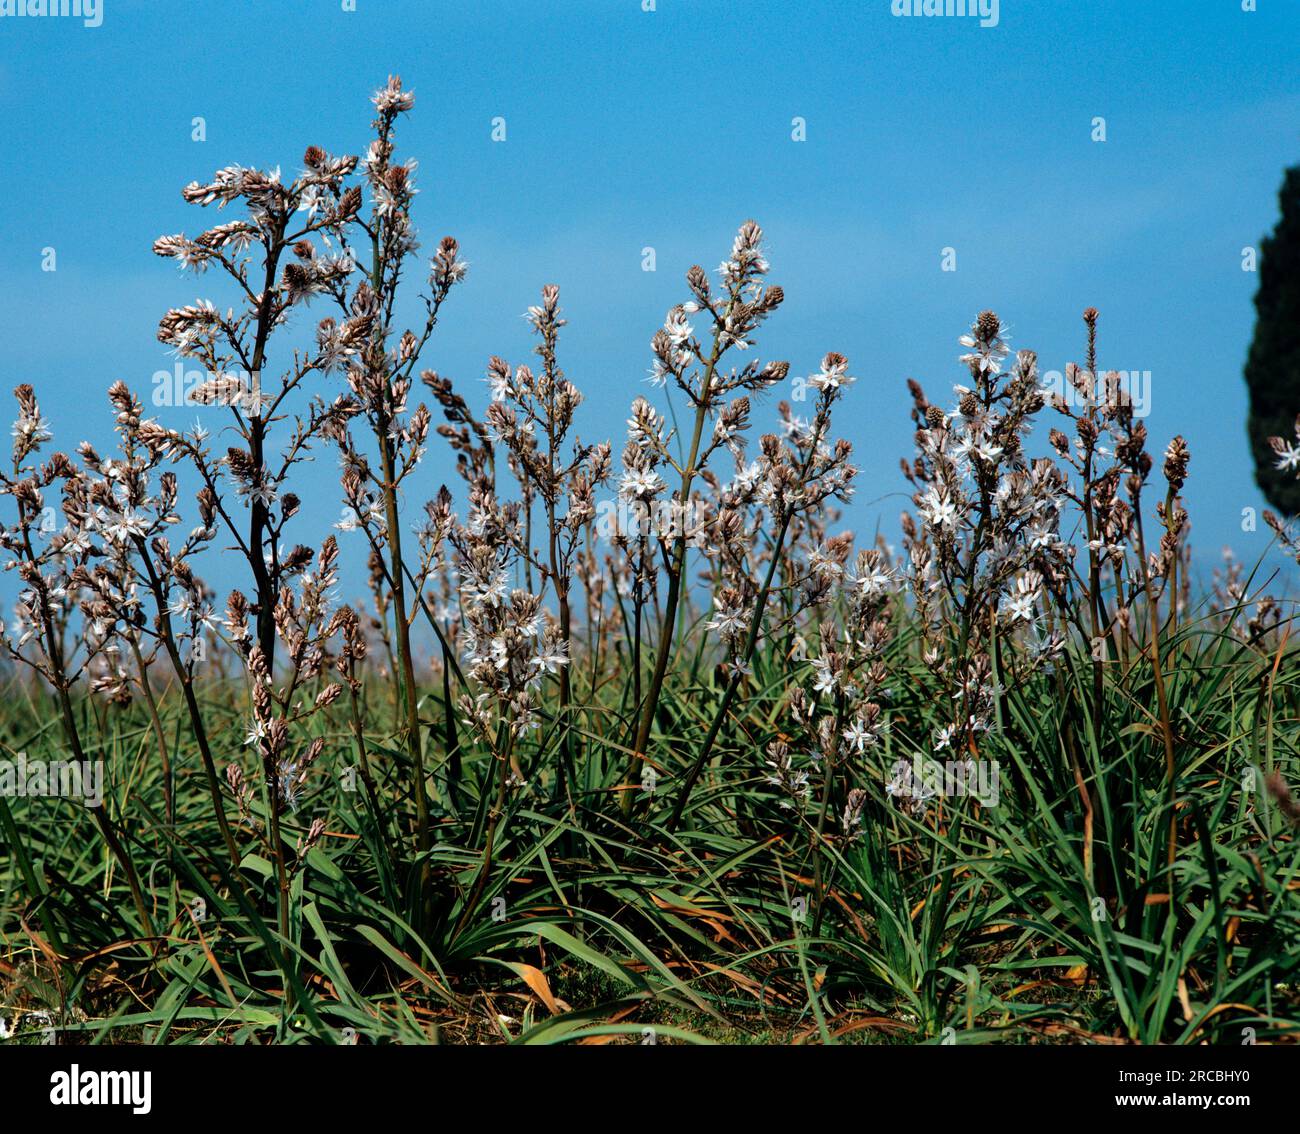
[[2, 0, 1299, 603]]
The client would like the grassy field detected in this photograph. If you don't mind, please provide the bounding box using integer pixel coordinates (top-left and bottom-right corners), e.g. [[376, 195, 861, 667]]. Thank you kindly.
[[2, 593, 1299, 1045]]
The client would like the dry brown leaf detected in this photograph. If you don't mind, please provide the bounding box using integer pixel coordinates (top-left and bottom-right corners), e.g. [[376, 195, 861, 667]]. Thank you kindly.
[[506, 962, 560, 1016]]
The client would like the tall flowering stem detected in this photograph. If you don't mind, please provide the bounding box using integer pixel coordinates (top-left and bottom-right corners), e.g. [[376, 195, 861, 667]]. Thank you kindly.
[[666, 358, 857, 831], [0, 386, 157, 954], [621, 222, 787, 817], [325, 77, 469, 926]]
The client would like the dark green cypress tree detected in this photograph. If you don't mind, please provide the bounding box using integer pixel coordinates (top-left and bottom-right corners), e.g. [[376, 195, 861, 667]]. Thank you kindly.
[[1245, 165, 1300, 515]]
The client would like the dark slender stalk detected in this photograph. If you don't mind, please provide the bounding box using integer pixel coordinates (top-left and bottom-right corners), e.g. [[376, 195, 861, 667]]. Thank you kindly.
[[126, 635, 173, 837], [133, 542, 239, 868], [665, 411, 828, 832], [621, 341, 723, 816]]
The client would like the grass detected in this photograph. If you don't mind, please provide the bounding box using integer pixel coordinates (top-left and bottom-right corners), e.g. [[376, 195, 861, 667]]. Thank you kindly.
[[2, 594, 1298, 1046]]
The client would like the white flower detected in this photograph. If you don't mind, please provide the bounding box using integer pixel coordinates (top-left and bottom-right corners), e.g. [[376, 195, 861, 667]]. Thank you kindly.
[[243, 480, 277, 509], [1004, 590, 1036, 623], [619, 468, 665, 503], [958, 322, 1010, 374], [1275, 442, 1300, 472], [664, 309, 693, 346], [705, 595, 747, 637], [644, 362, 671, 388], [808, 358, 855, 392], [918, 488, 959, 529], [729, 459, 765, 495], [1026, 522, 1059, 551], [532, 640, 569, 675], [485, 366, 510, 402], [949, 434, 975, 466], [104, 508, 148, 544], [12, 414, 52, 445], [467, 570, 508, 609], [808, 544, 844, 581], [842, 719, 874, 753], [852, 563, 894, 598], [811, 658, 838, 695], [780, 414, 812, 442]]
